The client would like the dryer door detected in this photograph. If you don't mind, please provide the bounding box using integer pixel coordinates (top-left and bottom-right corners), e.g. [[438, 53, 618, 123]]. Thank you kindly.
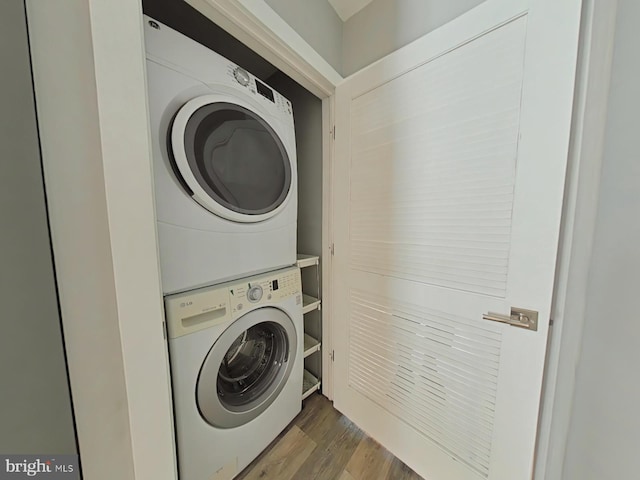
[[197, 307, 297, 429], [170, 95, 293, 223]]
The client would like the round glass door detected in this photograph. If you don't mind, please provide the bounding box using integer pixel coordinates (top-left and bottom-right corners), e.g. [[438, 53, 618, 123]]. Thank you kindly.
[[217, 322, 288, 409], [170, 96, 292, 222], [197, 308, 297, 429]]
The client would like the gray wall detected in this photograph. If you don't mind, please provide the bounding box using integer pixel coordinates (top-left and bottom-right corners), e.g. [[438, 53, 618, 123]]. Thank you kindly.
[[342, 0, 486, 76], [268, 71, 324, 378], [0, 0, 77, 455], [267, 73, 323, 261], [266, 0, 343, 74], [562, 0, 640, 478]]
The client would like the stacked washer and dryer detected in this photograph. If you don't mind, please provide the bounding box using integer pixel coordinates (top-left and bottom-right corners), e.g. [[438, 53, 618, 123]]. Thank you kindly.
[[144, 16, 303, 480]]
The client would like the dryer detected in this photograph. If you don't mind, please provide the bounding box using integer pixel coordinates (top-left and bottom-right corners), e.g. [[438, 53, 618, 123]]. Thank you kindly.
[[165, 266, 303, 479], [144, 16, 297, 294]]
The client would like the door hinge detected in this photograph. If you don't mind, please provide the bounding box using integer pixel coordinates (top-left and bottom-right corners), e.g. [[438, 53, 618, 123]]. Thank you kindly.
[[331, 350, 335, 362], [330, 243, 335, 256], [330, 126, 335, 140], [549, 318, 555, 326]]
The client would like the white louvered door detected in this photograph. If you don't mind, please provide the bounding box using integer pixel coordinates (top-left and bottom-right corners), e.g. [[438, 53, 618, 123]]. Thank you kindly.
[[332, 1, 582, 479]]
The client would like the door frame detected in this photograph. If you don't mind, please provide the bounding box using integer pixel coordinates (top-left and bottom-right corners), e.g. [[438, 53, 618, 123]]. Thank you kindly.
[[27, 0, 614, 478], [188, 1, 618, 478], [533, 1, 618, 477]]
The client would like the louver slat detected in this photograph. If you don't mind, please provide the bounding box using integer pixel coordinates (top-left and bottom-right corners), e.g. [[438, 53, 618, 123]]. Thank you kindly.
[[349, 291, 502, 478]]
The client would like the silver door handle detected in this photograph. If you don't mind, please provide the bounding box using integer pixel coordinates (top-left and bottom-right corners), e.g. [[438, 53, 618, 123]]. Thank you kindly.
[[482, 307, 538, 331]]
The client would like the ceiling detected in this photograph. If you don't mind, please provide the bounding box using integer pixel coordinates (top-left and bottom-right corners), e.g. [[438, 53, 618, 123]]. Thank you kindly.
[[327, 0, 374, 21]]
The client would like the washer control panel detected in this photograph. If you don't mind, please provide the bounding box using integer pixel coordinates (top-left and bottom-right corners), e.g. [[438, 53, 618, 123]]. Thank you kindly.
[[230, 267, 301, 317], [246, 285, 263, 303], [164, 267, 301, 337], [164, 286, 230, 339]]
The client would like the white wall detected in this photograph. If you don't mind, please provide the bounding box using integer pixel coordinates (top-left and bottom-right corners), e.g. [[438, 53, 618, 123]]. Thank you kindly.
[[562, 0, 640, 478], [26, 0, 175, 478], [266, 0, 343, 74], [0, 0, 76, 455], [342, 0, 486, 75]]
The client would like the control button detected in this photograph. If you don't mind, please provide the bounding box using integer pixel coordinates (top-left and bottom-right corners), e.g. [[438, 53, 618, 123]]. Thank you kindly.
[[233, 67, 250, 87], [237, 304, 243, 311], [267, 294, 272, 300], [247, 285, 263, 303]]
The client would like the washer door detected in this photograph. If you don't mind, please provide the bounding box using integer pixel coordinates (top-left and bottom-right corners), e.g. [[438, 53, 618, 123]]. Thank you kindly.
[[197, 307, 297, 429], [170, 95, 292, 223]]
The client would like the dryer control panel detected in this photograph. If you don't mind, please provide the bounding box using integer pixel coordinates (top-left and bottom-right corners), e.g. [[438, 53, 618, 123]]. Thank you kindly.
[[225, 63, 293, 118], [229, 268, 301, 318]]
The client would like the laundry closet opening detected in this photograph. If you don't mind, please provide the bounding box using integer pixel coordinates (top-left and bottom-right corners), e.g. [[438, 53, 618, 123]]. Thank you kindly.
[[143, 0, 325, 388]]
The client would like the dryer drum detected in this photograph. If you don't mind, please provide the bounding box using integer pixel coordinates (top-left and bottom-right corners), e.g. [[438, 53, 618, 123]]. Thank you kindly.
[[177, 101, 292, 217]]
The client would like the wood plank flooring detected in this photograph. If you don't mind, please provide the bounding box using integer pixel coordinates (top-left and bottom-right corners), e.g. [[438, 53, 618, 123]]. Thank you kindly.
[[237, 393, 423, 480]]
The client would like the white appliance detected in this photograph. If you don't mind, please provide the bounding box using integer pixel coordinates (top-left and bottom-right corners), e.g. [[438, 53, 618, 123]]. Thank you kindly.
[[165, 266, 303, 480], [144, 16, 297, 294]]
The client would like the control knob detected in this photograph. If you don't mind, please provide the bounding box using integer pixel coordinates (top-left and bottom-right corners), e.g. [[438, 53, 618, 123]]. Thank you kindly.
[[233, 67, 250, 87], [247, 285, 263, 303]]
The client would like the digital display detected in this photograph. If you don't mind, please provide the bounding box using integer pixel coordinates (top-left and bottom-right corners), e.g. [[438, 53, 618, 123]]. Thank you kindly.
[[272, 279, 279, 291], [256, 80, 275, 103]]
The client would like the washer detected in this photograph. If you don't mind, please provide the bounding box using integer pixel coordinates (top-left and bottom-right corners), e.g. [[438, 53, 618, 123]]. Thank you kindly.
[[144, 16, 297, 294], [165, 266, 303, 480]]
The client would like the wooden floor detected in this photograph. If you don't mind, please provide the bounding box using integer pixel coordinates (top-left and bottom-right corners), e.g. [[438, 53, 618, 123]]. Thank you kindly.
[[236, 393, 423, 480]]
